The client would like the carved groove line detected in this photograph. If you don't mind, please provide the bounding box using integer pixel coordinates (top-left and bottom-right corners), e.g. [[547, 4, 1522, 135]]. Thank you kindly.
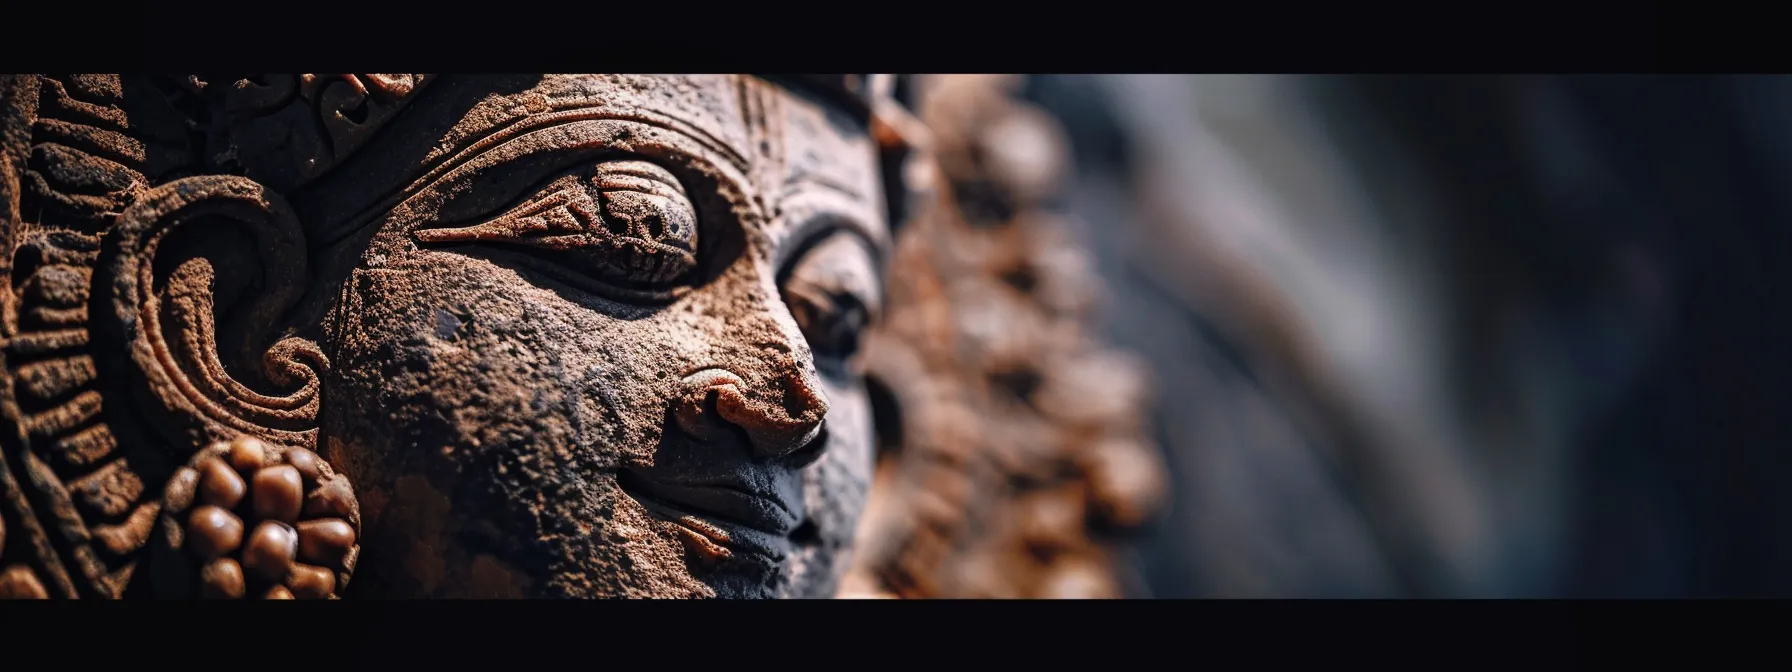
[[108, 176, 326, 449], [740, 76, 786, 202], [326, 105, 755, 249], [20, 76, 147, 229]]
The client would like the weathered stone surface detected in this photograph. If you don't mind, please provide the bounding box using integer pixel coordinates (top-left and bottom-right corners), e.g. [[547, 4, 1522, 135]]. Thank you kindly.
[[0, 74, 921, 599]]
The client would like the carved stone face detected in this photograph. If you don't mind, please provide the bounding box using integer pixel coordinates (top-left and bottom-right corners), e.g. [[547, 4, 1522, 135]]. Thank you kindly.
[[307, 76, 889, 598], [0, 74, 892, 600]]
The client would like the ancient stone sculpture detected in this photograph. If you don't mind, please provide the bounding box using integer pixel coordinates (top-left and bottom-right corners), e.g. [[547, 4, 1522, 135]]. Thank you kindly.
[[840, 75, 1167, 598], [0, 74, 924, 598]]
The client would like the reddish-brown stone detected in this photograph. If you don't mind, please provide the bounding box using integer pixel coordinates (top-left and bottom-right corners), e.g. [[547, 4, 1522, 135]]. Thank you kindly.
[[0, 74, 928, 600]]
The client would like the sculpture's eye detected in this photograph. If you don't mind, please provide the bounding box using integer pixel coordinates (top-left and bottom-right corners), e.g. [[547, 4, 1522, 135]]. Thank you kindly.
[[589, 161, 698, 258], [782, 232, 883, 374], [414, 160, 700, 299]]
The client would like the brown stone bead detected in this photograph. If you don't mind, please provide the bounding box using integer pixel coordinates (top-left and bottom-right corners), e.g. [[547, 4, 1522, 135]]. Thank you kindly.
[[241, 521, 298, 582], [286, 563, 336, 599], [196, 457, 246, 510], [263, 584, 294, 600], [285, 447, 323, 483], [228, 436, 267, 474], [296, 518, 357, 568], [199, 558, 246, 599], [251, 465, 304, 523], [0, 564, 48, 599], [302, 480, 356, 520], [164, 466, 199, 513], [185, 505, 244, 559]]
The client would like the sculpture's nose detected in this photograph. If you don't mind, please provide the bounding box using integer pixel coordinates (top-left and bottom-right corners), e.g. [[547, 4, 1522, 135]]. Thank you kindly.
[[675, 365, 830, 463], [672, 258, 833, 463]]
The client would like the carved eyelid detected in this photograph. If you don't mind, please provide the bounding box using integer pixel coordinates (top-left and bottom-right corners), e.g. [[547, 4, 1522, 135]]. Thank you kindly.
[[590, 161, 689, 200], [416, 161, 691, 239], [411, 160, 701, 287]]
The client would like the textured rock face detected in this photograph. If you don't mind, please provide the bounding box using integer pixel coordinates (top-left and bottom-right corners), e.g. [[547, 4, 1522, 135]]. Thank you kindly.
[[0, 74, 912, 599], [841, 75, 1167, 599]]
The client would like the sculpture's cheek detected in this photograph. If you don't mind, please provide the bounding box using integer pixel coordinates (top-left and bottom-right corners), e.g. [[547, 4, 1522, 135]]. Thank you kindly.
[[318, 252, 714, 597], [392, 475, 453, 595], [326, 254, 685, 469], [539, 490, 714, 598]]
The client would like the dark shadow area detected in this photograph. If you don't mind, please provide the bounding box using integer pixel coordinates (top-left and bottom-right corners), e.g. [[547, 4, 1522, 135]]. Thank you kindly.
[[1027, 73, 1792, 598]]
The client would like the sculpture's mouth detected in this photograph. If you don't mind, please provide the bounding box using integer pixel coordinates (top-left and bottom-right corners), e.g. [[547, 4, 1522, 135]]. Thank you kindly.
[[617, 469, 802, 564]]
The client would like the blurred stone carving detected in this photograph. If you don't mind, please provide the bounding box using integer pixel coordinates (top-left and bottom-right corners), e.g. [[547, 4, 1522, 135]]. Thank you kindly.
[[841, 75, 1166, 598]]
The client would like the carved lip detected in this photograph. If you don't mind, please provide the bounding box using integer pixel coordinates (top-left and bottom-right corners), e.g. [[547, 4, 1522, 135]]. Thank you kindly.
[[616, 470, 801, 561]]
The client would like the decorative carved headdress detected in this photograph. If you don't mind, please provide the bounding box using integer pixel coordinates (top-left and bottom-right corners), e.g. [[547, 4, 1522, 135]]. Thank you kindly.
[[0, 74, 415, 599]]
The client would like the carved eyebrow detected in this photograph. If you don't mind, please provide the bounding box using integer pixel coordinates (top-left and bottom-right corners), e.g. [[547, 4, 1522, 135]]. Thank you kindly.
[[771, 174, 887, 267], [772, 208, 887, 290], [590, 160, 689, 198]]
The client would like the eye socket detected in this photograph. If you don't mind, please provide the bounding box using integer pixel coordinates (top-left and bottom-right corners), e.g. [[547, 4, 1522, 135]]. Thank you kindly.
[[781, 232, 883, 372], [414, 159, 701, 299]]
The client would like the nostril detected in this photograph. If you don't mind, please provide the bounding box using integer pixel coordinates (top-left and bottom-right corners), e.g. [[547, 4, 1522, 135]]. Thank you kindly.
[[674, 387, 729, 442], [680, 366, 829, 460]]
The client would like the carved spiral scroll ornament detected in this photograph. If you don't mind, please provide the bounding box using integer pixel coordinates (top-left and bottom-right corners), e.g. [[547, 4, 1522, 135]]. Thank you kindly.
[[103, 176, 327, 451]]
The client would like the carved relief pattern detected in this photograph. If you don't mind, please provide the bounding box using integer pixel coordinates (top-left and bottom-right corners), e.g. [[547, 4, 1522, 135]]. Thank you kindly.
[[1, 75, 168, 598], [106, 176, 327, 449], [5, 227, 156, 598], [219, 74, 435, 192], [19, 75, 151, 230], [0, 74, 369, 599]]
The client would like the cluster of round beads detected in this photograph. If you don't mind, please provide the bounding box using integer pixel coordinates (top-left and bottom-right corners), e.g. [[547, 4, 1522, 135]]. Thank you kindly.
[[161, 437, 359, 599]]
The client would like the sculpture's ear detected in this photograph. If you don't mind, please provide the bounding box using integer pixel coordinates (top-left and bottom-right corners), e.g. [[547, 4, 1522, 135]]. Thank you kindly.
[[96, 175, 327, 452]]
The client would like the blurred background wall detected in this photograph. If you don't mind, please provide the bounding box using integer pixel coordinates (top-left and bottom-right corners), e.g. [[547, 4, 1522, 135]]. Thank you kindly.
[[1018, 74, 1792, 598]]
